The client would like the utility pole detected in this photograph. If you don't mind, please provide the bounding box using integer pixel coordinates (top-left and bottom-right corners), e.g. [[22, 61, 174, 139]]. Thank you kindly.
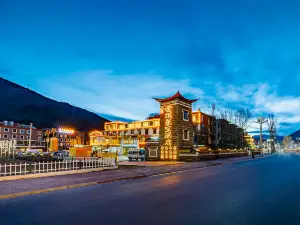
[[255, 117, 268, 156], [46, 130, 50, 152], [28, 123, 33, 150]]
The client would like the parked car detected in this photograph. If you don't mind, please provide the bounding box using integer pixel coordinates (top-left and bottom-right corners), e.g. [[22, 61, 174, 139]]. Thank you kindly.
[[26, 149, 43, 155], [128, 149, 145, 161], [53, 150, 69, 157]]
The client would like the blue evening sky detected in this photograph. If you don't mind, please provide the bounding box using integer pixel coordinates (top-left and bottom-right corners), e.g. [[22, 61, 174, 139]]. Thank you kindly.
[[0, 0, 299, 135]]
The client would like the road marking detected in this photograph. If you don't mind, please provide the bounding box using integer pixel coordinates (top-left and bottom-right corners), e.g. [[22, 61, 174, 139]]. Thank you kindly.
[[0, 156, 271, 200], [0, 175, 147, 200]]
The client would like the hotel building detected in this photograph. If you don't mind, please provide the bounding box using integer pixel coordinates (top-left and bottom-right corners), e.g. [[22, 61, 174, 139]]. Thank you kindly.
[[244, 133, 256, 149], [45, 128, 85, 151], [0, 121, 45, 150], [90, 115, 160, 155], [90, 92, 214, 156]]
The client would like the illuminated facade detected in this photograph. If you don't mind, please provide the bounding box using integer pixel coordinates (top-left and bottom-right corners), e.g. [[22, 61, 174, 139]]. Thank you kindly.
[[90, 117, 160, 155], [0, 120, 45, 150], [154, 91, 197, 160], [45, 128, 85, 151], [244, 133, 255, 149], [90, 92, 219, 160], [192, 109, 213, 148]]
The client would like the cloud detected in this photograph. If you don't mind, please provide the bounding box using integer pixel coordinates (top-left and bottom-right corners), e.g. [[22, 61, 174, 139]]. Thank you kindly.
[[98, 113, 134, 122], [213, 82, 300, 134], [35, 69, 300, 136], [216, 83, 259, 103], [254, 84, 300, 116], [39, 70, 204, 120], [279, 122, 293, 127], [0, 69, 11, 75]]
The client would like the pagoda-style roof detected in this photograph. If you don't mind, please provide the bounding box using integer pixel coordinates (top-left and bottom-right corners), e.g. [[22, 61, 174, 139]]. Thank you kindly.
[[153, 91, 198, 103]]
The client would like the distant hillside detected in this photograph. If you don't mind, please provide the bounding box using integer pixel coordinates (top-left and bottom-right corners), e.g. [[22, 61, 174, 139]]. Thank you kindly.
[[0, 77, 109, 132], [252, 134, 284, 142], [290, 130, 300, 140]]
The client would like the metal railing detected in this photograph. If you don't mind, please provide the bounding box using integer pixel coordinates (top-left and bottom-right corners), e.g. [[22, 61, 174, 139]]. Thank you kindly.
[[0, 158, 117, 176]]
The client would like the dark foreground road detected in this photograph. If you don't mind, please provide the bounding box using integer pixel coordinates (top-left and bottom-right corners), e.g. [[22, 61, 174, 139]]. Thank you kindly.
[[1, 153, 300, 225]]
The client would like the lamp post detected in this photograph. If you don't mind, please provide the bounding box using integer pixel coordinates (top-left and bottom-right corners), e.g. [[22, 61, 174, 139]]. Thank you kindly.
[[28, 123, 33, 150], [255, 117, 268, 156]]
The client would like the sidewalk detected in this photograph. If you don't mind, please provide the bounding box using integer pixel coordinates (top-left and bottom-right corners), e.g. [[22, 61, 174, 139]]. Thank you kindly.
[[0, 155, 269, 199]]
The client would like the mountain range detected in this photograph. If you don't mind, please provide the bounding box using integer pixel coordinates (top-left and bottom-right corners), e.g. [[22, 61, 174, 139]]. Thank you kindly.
[[0, 77, 109, 132], [290, 130, 300, 141], [252, 130, 300, 142], [252, 134, 284, 142]]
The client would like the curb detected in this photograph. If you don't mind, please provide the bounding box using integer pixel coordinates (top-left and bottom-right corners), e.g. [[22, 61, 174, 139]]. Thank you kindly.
[[0, 155, 271, 200], [0, 167, 118, 182]]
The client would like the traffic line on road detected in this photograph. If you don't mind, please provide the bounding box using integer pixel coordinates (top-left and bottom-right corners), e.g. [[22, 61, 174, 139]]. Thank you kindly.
[[0, 165, 224, 200], [0, 175, 147, 200], [0, 156, 272, 200], [150, 163, 223, 177]]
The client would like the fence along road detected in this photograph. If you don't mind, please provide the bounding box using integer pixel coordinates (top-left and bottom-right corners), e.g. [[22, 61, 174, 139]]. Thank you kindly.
[[0, 158, 117, 176]]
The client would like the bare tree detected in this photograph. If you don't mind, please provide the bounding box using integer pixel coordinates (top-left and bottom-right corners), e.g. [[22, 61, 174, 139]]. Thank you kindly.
[[267, 114, 278, 153], [227, 110, 235, 124], [282, 136, 293, 151], [234, 108, 252, 149], [219, 109, 228, 120], [234, 108, 252, 130], [217, 109, 235, 124]]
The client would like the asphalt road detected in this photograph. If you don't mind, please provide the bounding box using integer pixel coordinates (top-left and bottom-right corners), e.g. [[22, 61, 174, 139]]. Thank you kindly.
[[1, 153, 300, 225]]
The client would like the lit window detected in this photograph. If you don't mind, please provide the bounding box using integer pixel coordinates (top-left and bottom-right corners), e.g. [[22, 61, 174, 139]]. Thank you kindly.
[[183, 130, 189, 140], [183, 110, 189, 121]]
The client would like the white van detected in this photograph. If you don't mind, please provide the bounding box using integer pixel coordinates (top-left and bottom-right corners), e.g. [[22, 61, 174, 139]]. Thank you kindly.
[[128, 149, 145, 161]]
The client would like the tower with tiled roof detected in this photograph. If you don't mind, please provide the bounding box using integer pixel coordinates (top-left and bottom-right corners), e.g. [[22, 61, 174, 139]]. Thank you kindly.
[[152, 91, 198, 160]]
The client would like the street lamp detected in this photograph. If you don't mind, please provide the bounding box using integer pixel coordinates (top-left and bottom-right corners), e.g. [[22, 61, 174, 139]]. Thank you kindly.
[[28, 123, 33, 150]]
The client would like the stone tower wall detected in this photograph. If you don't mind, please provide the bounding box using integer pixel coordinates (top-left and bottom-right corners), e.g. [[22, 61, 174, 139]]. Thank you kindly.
[[159, 99, 194, 160]]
